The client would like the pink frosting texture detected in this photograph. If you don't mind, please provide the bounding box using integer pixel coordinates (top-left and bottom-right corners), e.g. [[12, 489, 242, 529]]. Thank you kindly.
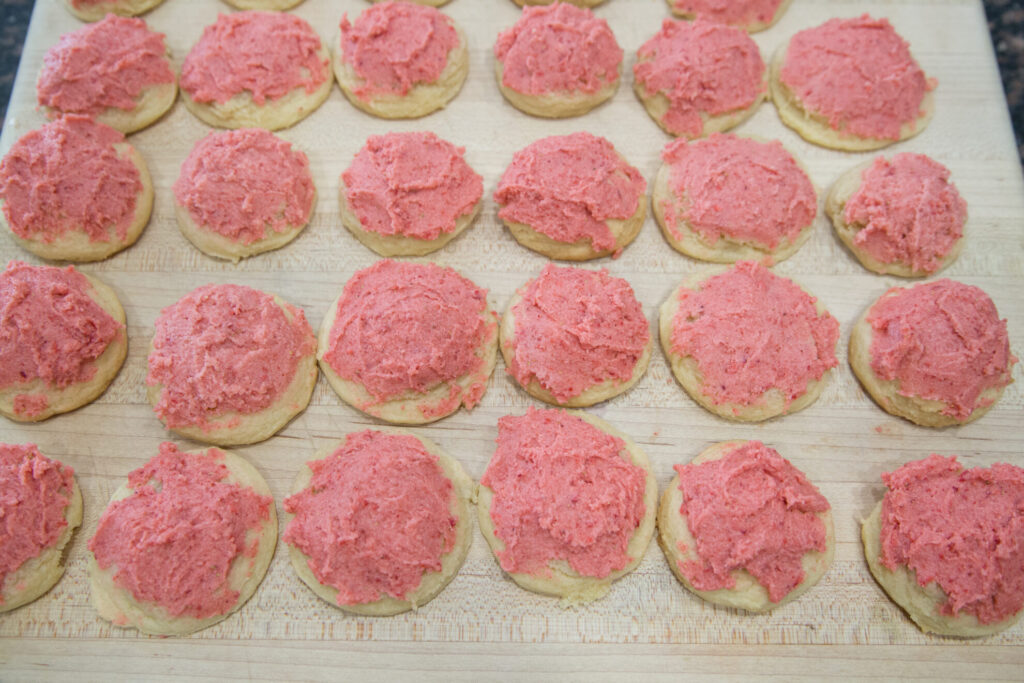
[[174, 129, 315, 245], [494, 132, 645, 253], [89, 443, 272, 619], [494, 3, 622, 96], [867, 279, 1015, 420], [481, 408, 647, 578], [0, 262, 122, 417], [880, 455, 1024, 624], [634, 19, 765, 138], [37, 15, 174, 117], [675, 441, 830, 603], [342, 132, 482, 241], [0, 116, 141, 244], [843, 153, 966, 273], [147, 284, 315, 431], [661, 133, 816, 249], [181, 12, 328, 105], [0, 443, 75, 603], [780, 15, 934, 140], [340, 1, 458, 99], [671, 261, 839, 410], [670, 0, 785, 26], [323, 260, 492, 417], [508, 264, 649, 403], [283, 430, 456, 605]]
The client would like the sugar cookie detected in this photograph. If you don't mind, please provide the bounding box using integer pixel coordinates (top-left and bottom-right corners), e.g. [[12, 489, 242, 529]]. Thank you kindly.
[[664, 0, 792, 32], [62, 0, 166, 24]]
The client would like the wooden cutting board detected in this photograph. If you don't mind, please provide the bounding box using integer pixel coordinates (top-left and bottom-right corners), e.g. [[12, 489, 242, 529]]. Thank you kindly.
[[1, 0, 1023, 679]]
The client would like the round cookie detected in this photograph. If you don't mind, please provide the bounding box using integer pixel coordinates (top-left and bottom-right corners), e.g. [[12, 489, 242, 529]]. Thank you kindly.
[[61, 0, 166, 24], [0, 444, 82, 613], [826, 153, 967, 277], [494, 3, 622, 118], [500, 264, 652, 407], [770, 15, 935, 151], [664, 0, 793, 32], [634, 19, 766, 139], [180, 11, 332, 131], [283, 428, 473, 616], [658, 440, 834, 612], [513, 0, 604, 7], [223, 0, 304, 10], [653, 134, 817, 264], [334, 2, 469, 119], [478, 408, 658, 604], [0, 262, 127, 422], [494, 132, 646, 260], [849, 279, 1015, 427], [88, 442, 276, 636], [173, 129, 316, 262], [317, 259, 498, 425], [339, 131, 483, 257], [659, 261, 839, 422], [0, 116, 153, 262], [862, 455, 1024, 637], [146, 284, 317, 445]]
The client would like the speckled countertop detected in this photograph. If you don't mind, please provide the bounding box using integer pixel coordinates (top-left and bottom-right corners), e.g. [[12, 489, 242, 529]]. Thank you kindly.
[[1, 0, 1022, 163]]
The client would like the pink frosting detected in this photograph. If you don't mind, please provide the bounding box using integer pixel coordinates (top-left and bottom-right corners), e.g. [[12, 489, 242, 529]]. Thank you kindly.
[[0, 262, 123, 417], [283, 430, 456, 605], [675, 441, 830, 603], [494, 132, 645, 253], [508, 264, 649, 403], [661, 133, 816, 249], [0, 444, 75, 603], [0, 116, 141, 244], [671, 261, 839, 410], [669, 0, 786, 27], [339, 1, 458, 99], [843, 153, 966, 273], [481, 408, 647, 578], [174, 129, 315, 245], [494, 3, 622, 96], [89, 443, 272, 619], [322, 260, 492, 417], [181, 12, 328, 105], [342, 132, 482, 241], [634, 19, 765, 138], [867, 280, 1015, 420], [146, 284, 315, 431], [780, 15, 934, 141], [37, 15, 174, 117], [880, 455, 1024, 624]]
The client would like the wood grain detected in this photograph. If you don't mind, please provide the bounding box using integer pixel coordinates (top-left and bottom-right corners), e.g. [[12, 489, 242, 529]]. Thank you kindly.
[[1, 0, 1023, 679]]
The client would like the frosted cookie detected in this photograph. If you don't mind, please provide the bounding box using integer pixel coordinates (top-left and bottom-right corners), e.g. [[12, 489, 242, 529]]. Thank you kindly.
[[284, 429, 473, 615], [146, 284, 317, 445], [318, 259, 498, 424], [0, 262, 127, 422], [0, 116, 153, 262], [335, 2, 469, 119], [478, 408, 657, 604], [863, 455, 1024, 636], [659, 441, 834, 612], [494, 4, 622, 118], [62, 0, 166, 23], [771, 15, 935, 151], [88, 442, 276, 636], [513, 0, 604, 7], [826, 153, 967, 277], [500, 264, 651, 407], [339, 131, 483, 257], [223, 0, 304, 11], [180, 11, 332, 131], [665, 0, 792, 32], [653, 134, 817, 264], [634, 19, 766, 139], [494, 132, 646, 260], [659, 261, 839, 421], [0, 444, 82, 613], [849, 280, 1015, 427], [173, 129, 316, 262]]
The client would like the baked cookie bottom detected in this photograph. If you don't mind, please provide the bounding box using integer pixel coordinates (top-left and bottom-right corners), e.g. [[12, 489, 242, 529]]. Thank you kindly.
[[62, 0, 165, 22], [494, 60, 619, 118], [174, 194, 313, 263], [502, 194, 646, 261], [633, 73, 766, 140], [44, 81, 177, 135], [664, 0, 794, 33]]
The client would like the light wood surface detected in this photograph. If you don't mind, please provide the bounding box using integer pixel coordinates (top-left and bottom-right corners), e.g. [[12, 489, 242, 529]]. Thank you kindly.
[[1, 0, 1023, 679]]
